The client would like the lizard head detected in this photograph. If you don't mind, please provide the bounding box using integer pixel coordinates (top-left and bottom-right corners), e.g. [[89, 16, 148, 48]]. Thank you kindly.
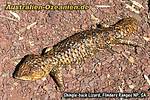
[[13, 54, 49, 80], [113, 17, 138, 39]]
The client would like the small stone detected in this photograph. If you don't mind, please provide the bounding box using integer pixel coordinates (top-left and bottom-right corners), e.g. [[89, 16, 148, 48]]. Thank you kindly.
[[29, 40, 34, 46], [1, 72, 9, 78], [13, 82, 19, 86], [18, 36, 24, 40], [107, 74, 110, 78], [129, 84, 135, 89]]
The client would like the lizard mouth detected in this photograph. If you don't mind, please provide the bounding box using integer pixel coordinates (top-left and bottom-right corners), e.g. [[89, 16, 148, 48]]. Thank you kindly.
[[13, 67, 33, 80], [13, 70, 46, 81]]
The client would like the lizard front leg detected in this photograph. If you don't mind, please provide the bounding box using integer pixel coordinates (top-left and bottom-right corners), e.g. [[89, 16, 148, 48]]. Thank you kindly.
[[50, 65, 64, 91]]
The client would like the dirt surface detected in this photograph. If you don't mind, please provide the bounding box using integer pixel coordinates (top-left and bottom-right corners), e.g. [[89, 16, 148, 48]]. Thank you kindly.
[[0, 0, 150, 100]]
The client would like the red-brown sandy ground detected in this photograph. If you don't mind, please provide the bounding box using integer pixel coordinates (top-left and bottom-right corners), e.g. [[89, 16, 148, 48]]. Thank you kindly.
[[0, 0, 150, 100]]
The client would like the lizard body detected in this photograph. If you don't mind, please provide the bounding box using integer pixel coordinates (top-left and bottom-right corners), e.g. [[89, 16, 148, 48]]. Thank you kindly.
[[13, 17, 138, 91]]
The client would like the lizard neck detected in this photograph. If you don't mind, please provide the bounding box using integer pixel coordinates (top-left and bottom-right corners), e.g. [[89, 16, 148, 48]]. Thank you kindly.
[[41, 53, 59, 73]]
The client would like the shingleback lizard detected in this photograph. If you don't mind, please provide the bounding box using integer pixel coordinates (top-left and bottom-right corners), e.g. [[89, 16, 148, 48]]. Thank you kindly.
[[13, 17, 139, 91]]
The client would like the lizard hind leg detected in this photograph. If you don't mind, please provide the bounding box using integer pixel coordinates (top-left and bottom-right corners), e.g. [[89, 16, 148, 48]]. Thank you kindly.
[[113, 17, 138, 39], [115, 39, 142, 54], [105, 43, 120, 55], [50, 66, 64, 92]]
